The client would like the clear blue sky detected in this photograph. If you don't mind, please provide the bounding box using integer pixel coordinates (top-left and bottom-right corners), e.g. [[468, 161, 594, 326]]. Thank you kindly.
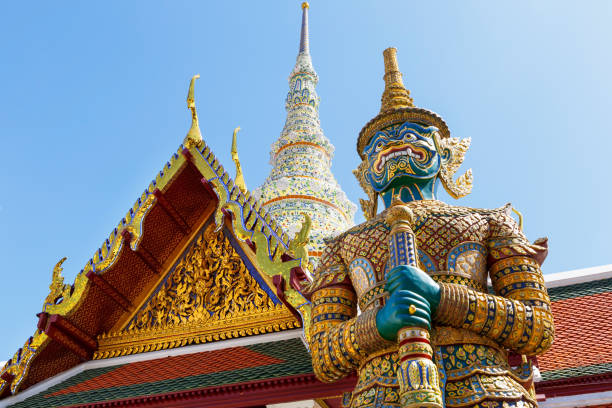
[[1, 1, 611, 358]]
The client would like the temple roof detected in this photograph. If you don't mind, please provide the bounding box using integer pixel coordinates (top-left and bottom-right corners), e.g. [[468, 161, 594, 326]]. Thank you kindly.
[[0, 123, 313, 401], [532, 266, 612, 403], [5, 335, 314, 408], [2, 331, 355, 408]]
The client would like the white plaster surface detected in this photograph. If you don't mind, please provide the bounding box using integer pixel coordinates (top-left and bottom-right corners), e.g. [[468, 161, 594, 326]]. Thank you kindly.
[[268, 400, 317, 408], [544, 264, 612, 288]]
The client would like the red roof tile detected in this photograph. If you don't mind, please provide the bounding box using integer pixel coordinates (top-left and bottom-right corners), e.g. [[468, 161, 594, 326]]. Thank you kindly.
[[539, 292, 612, 373], [48, 346, 283, 397]]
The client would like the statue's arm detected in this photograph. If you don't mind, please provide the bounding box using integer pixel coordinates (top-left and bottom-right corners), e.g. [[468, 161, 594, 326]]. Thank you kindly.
[[435, 209, 554, 356], [307, 243, 392, 383]]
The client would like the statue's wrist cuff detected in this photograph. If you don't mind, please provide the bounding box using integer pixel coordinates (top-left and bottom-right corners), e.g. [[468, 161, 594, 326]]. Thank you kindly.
[[354, 307, 394, 354], [435, 283, 470, 327]]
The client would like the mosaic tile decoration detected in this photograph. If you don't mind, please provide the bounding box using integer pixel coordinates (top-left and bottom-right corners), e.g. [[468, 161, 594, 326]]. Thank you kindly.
[[254, 6, 356, 267]]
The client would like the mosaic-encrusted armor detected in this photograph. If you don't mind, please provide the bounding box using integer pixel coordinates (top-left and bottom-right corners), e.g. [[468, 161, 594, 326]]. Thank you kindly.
[[305, 46, 554, 408], [307, 200, 553, 407]]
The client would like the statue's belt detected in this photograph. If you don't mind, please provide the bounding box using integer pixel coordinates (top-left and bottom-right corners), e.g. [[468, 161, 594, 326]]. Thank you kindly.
[[357, 326, 502, 372]]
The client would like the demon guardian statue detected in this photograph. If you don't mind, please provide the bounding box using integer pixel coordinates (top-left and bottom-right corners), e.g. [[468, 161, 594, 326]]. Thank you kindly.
[[306, 48, 554, 408]]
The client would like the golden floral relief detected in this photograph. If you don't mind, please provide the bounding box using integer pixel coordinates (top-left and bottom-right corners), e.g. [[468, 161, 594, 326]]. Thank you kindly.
[[127, 223, 276, 331]]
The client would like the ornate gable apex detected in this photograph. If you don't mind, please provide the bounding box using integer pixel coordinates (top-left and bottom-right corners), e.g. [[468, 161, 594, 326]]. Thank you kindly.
[[94, 219, 300, 359]]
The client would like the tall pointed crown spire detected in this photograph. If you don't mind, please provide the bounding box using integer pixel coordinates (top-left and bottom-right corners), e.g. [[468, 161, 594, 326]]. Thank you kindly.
[[358, 47, 451, 159], [355, 48, 472, 199], [255, 4, 356, 269], [380, 48, 414, 113]]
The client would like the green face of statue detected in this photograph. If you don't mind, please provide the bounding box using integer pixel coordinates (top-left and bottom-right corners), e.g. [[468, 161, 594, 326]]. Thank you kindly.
[[363, 122, 441, 205]]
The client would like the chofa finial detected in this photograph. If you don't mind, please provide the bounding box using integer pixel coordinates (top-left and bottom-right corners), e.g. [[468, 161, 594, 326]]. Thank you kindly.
[[380, 47, 414, 113], [231, 127, 247, 192], [44, 257, 71, 307], [184, 74, 203, 149]]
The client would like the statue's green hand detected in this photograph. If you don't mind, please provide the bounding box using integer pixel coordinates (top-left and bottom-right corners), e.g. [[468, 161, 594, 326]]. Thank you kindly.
[[386, 265, 441, 314], [376, 290, 431, 342]]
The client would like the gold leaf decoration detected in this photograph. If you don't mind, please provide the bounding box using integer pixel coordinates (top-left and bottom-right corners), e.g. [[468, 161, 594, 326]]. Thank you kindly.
[[127, 223, 275, 331], [434, 133, 473, 199], [44, 257, 71, 308], [353, 161, 378, 221]]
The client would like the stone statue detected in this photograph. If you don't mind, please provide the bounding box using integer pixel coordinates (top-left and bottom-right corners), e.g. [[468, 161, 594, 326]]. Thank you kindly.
[[306, 48, 554, 408]]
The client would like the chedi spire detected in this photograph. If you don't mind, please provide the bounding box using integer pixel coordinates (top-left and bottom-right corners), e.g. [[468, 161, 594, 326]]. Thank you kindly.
[[254, 3, 356, 269], [299, 2, 309, 54]]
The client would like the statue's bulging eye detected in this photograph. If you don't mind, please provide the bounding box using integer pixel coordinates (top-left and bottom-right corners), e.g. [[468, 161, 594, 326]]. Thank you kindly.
[[375, 141, 384, 152], [403, 133, 416, 142]]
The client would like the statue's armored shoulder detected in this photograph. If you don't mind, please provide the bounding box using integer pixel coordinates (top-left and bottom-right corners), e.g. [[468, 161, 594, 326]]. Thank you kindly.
[[471, 202, 550, 265], [419, 201, 516, 232]]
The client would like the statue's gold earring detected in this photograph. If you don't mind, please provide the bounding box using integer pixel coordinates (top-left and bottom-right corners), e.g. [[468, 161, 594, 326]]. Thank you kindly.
[[433, 132, 474, 199], [353, 161, 378, 220]]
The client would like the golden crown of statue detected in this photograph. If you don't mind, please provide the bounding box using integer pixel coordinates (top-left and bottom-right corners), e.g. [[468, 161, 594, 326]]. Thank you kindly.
[[354, 48, 473, 220], [357, 48, 451, 160]]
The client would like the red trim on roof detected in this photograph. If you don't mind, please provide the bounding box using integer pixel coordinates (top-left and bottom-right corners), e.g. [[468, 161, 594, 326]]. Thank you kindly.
[[536, 372, 612, 399], [153, 189, 190, 234], [86, 271, 133, 312], [41, 314, 96, 361]]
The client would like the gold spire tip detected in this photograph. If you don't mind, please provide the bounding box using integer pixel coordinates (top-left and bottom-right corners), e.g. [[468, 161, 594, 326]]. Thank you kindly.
[[383, 48, 400, 77], [302, 2, 309, 9], [380, 47, 414, 113]]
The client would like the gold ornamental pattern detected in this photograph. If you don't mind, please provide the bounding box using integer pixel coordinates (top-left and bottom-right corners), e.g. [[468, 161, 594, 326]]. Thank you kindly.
[[127, 223, 276, 330]]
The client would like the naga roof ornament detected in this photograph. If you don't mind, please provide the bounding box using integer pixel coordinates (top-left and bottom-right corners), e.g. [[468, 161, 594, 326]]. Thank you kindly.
[[254, 3, 356, 269]]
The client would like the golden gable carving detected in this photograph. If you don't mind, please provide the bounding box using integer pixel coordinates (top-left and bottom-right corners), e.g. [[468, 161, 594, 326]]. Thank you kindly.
[[95, 223, 299, 359]]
